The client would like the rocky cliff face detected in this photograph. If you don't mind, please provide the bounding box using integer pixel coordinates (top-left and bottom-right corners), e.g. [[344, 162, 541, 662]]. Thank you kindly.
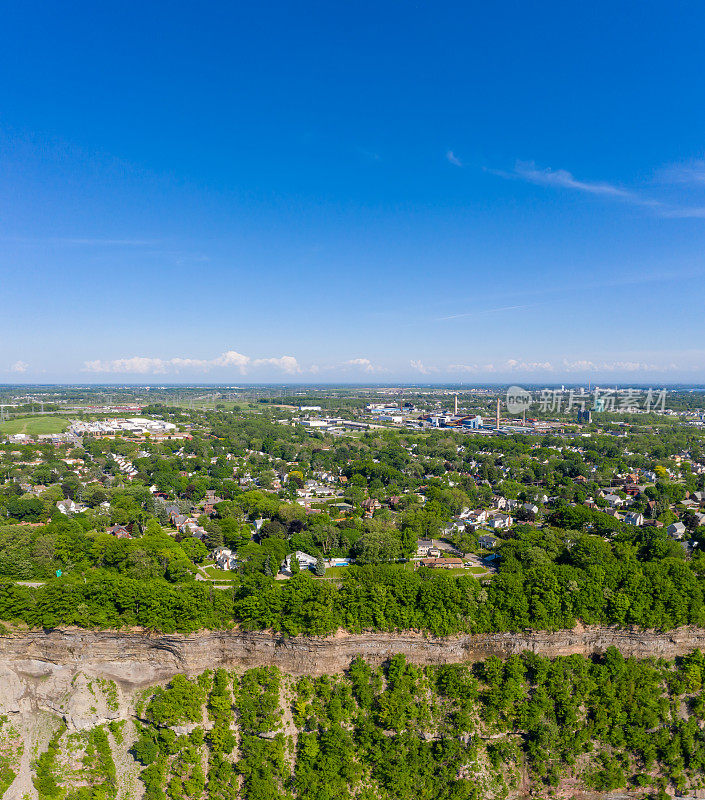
[[2, 626, 705, 800], [2, 624, 705, 687]]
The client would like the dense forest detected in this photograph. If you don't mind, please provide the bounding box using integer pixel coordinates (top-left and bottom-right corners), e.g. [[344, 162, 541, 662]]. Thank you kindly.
[[25, 650, 705, 800], [0, 518, 702, 635]]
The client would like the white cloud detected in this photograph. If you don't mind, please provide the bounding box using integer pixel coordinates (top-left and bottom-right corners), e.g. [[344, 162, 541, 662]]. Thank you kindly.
[[410, 359, 438, 375], [561, 359, 597, 372], [448, 363, 480, 373], [488, 158, 705, 219], [561, 358, 669, 373], [83, 350, 300, 375], [491, 161, 666, 211], [446, 150, 463, 167], [251, 356, 301, 374], [10, 360, 29, 373], [511, 161, 637, 199], [449, 360, 552, 373], [343, 358, 377, 373], [451, 358, 681, 375], [506, 359, 554, 372], [85, 357, 167, 374]]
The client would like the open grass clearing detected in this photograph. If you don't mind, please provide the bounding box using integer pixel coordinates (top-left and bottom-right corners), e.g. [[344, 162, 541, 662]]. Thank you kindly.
[[0, 416, 70, 435], [202, 565, 238, 580]]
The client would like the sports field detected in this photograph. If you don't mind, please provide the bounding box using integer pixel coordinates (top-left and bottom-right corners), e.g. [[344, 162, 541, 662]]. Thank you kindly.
[[0, 416, 70, 435]]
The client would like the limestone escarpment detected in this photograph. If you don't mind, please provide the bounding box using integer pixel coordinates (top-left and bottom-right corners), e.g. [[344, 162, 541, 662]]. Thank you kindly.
[[1, 627, 705, 800], [1, 624, 705, 686]]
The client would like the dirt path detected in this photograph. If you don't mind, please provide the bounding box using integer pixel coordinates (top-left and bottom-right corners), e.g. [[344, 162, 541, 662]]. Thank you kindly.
[[279, 676, 298, 775]]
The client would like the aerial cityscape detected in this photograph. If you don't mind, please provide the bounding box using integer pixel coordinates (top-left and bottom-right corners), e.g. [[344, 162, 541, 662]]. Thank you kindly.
[[1, 2, 705, 799]]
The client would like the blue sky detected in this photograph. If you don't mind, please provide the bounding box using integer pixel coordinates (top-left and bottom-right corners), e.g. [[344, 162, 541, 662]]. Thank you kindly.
[[1, 0, 705, 383]]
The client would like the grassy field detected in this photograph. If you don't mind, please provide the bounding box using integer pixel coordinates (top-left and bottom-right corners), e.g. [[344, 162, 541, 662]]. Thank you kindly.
[[202, 565, 238, 581], [324, 566, 350, 578], [0, 416, 70, 435]]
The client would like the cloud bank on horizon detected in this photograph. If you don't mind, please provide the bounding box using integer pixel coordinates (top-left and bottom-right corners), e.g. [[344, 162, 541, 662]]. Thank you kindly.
[[0, 351, 690, 382], [82, 350, 302, 375]]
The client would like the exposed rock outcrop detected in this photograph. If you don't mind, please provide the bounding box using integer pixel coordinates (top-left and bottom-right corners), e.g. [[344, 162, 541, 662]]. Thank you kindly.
[[1, 626, 704, 800], [0, 624, 704, 686]]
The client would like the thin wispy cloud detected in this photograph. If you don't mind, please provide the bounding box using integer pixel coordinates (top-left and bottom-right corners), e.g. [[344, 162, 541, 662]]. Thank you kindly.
[[441, 358, 684, 376], [0, 236, 158, 246], [52, 238, 157, 246], [490, 159, 705, 218], [465, 268, 704, 306], [656, 159, 705, 185], [659, 206, 705, 219], [513, 162, 636, 198], [492, 161, 657, 205], [10, 361, 29, 373], [436, 303, 537, 322], [446, 150, 463, 167]]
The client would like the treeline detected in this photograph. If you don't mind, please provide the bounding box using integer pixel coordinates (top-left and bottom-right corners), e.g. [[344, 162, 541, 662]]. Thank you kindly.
[[0, 525, 704, 635]]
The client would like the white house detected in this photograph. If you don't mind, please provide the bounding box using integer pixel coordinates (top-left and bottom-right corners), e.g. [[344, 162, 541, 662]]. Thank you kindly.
[[443, 518, 467, 536], [56, 499, 85, 515], [667, 521, 687, 540], [213, 547, 238, 570], [282, 551, 317, 574], [416, 538, 434, 557], [624, 512, 644, 526], [488, 514, 512, 530]]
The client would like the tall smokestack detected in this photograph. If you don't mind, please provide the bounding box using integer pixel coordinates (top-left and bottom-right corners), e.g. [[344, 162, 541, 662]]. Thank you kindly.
[[454, 394, 458, 415], [496, 397, 500, 430]]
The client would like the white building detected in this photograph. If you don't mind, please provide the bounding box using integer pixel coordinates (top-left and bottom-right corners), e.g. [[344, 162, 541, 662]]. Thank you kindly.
[[624, 512, 644, 526], [282, 551, 317, 573], [667, 522, 686, 539], [213, 547, 238, 570]]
